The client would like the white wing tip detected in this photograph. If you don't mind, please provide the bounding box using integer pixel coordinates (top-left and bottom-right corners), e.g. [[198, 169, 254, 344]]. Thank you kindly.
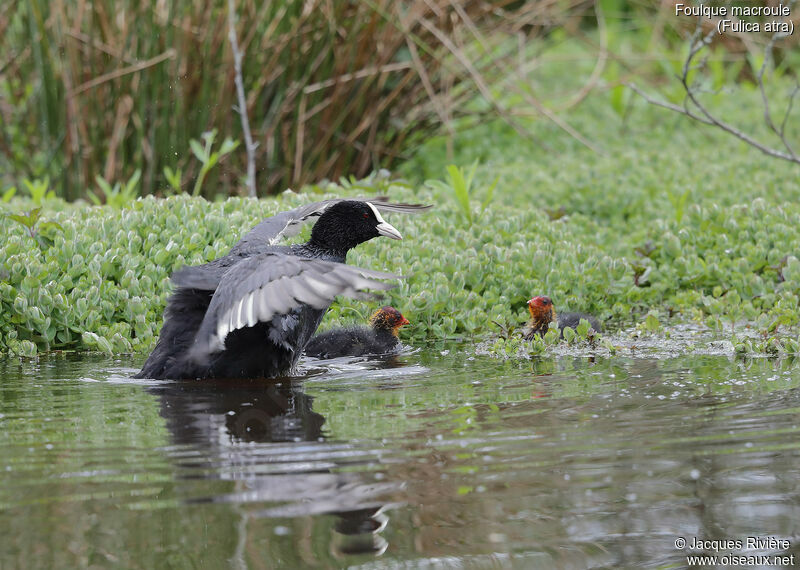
[[245, 292, 257, 327]]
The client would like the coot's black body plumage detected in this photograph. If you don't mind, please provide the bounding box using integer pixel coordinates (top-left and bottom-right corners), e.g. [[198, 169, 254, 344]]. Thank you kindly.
[[135, 199, 429, 380], [305, 306, 409, 359]]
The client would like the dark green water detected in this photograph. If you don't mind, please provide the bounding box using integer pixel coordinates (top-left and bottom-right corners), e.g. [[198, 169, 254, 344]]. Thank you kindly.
[[1, 349, 800, 569]]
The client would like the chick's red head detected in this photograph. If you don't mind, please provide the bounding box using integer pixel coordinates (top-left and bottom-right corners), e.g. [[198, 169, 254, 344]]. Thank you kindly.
[[527, 295, 556, 325], [370, 306, 410, 336]]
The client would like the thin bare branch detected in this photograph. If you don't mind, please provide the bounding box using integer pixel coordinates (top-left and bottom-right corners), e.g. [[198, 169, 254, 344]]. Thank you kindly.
[[756, 2, 798, 159], [684, 82, 800, 162], [227, 0, 258, 197], [631, 9, 800, 166], [627, 83, 713, 125], [780, 82, 800, 138]]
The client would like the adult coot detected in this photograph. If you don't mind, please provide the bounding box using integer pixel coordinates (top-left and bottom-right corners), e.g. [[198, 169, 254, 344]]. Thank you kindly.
[[523, 295, 601, 340], [135, 198, 429, 379], [304, 306, 410, 359]]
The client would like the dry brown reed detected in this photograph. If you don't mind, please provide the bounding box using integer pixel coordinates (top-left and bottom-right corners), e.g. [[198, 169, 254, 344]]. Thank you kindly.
[[0, 0, 593, 199]]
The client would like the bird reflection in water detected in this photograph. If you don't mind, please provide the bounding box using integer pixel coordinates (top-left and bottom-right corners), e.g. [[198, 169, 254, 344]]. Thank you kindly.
[[147, 378, 397, 558]]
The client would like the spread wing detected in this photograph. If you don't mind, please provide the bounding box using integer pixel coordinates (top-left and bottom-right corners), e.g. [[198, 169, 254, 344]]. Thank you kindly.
[[230, 197, 432, 254], [186, 253, 402, 363], [169, 198, 430, 290]]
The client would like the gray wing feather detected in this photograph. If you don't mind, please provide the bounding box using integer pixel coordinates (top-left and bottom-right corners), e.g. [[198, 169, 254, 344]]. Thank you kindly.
[[187, 253, 401, 363], [366, 197, 434, 214], [170, 198, 430, 291], [170, 263, 229, 290], [232, 200, 339, 251]]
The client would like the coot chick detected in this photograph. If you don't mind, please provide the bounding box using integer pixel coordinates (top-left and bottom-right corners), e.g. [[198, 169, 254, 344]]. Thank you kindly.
[[522, 295, 601, 340], [135, 198, 430, 380], [305, 306, 410, 359]]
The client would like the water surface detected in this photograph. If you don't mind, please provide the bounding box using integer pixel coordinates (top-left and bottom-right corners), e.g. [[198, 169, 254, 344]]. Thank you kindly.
[[1, 348, 799, 568]]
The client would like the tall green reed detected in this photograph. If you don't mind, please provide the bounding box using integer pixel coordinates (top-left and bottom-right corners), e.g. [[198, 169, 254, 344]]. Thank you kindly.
[[1, 0, 591, 199]]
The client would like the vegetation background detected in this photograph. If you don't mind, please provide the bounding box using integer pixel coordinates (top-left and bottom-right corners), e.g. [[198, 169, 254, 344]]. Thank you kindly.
[[2, 0, 800, 357], [2, 0, 606, 198]]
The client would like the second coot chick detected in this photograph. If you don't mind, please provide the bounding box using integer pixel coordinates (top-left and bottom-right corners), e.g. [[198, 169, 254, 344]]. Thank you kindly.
[[523, 295, 601, 340], [305, 306, 409, 359]]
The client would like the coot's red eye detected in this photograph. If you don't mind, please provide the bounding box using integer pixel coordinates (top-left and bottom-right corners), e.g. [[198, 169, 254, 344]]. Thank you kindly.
[[364, 213, 369, 219]]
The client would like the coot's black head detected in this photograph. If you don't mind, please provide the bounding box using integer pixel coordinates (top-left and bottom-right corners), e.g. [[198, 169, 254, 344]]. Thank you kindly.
[[310, 200, 402, 254]]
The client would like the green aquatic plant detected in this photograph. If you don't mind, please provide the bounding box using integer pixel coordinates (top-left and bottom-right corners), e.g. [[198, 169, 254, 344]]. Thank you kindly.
[[190, 130, 239, 197], [163, 167, 183, 195], [425, 161, 497, 226], [4, 208, 64, 250], [734, 335, 800, 357], [486, 320, 597, 359], [667, 187, 691, 225], [4, 82, 800, 358], [635, 311, 662, 335], [0, 195, 239, 356], [21, 177, 55, 205], [91, 170, 141, 209], [2, 175, 799, 359], [335, 170, 402, 196], [2, 187, 16, 203]]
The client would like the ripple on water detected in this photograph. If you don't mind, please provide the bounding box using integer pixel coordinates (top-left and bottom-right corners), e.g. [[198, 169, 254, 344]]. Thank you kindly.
[[1, 350, 800, 568]]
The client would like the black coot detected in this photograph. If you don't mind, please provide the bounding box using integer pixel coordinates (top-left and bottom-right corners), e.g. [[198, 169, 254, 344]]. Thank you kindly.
[[305, 306, 410, 358], [135, 198, 429, 379]]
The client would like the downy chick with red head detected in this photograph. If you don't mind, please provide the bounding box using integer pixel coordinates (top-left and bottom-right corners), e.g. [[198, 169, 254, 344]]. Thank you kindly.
[[305, 306, 410, 359], [523, 295, 601, 340]]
